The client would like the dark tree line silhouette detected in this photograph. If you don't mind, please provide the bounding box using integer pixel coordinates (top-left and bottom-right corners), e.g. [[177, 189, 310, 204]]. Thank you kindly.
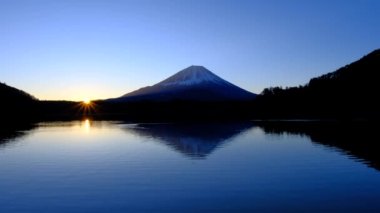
[[0, 82, 38, 121], [254, 49, 380, 120]]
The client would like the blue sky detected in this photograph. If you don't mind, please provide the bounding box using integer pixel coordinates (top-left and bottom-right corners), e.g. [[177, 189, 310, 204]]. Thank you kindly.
[[1, 0, 379, 101]]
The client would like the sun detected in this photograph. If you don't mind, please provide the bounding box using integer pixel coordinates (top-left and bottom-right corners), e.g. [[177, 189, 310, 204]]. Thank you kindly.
[[83, 99, 91, 105], [77, 98, 97, 115]]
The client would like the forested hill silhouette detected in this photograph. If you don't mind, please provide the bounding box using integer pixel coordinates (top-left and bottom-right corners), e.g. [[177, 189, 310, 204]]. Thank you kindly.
[[0, 82, 36, 102], [0, 82, 38, 120], [255, 49, 380, 119], [0, 82, 79, 121]]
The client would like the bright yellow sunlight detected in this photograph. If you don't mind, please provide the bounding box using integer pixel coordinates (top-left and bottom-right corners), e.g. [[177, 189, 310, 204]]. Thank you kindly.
[[77, 98, 97, 115], [83, 99, 91, 105]]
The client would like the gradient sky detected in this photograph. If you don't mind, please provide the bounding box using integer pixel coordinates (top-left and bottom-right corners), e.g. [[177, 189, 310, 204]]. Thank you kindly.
[[1, 0, 379, 101]]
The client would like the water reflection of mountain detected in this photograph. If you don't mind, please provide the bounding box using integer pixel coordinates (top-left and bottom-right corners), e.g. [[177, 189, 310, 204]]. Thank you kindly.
[[0, 122, 36, 148], [258, 122, 380, 171], [124, 122, 254, 158]]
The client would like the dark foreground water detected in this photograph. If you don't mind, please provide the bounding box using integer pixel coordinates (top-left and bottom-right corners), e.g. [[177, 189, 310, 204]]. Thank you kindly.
[[0, 120, 379, 212]]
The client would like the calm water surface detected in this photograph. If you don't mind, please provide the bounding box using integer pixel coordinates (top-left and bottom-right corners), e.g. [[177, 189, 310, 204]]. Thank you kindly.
[[0, 120, 379, 212]]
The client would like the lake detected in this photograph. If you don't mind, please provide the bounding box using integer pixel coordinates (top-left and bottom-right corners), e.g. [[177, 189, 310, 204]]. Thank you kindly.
[[0, 120, 379, 212]]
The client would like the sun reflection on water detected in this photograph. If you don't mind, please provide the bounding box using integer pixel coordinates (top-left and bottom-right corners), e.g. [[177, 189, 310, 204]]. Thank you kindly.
[[81, 119, 91, 133]]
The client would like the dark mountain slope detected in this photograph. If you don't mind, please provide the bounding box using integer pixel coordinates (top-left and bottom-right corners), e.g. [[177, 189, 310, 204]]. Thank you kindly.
[[256, 49, 380, 119], [0, 82, 36, 102], [0, 82, 38, 120]]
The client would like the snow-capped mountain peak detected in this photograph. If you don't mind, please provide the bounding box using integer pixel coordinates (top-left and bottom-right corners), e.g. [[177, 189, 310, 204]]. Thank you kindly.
[[157, 65, 231, 87], [117, 65, 256, 101]]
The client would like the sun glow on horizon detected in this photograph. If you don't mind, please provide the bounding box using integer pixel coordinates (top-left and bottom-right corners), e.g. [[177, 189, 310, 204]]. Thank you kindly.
[[83, 99, 91, 105]]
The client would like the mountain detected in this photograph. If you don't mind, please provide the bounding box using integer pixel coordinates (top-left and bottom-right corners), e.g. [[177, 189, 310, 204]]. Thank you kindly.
[[307, 48, 379, 94], [0, 82, 36, 103], [256, 49, 380, 119], [0, 82, 38, 120], [114, 66, 256, 102]]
